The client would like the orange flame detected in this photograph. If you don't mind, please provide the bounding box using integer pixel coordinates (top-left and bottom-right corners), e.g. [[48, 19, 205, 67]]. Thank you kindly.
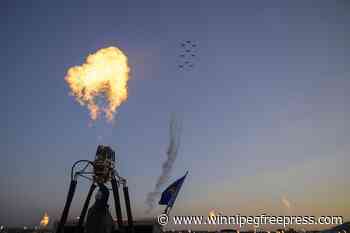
[[40, 212, 49, 227], [65, 47, 130, 122], [208, 210, 216, 218]]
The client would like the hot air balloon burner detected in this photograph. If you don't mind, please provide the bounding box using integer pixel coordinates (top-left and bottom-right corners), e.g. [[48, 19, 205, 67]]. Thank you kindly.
[[56, 145, 134, 233], [93, 145, 116, 184]]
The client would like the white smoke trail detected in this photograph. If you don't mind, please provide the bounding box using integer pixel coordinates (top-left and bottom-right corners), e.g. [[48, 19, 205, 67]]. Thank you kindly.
[[145, 115, 182, 213]]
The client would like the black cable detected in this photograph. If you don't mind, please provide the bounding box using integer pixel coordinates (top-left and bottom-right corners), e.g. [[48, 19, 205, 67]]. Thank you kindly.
[[78, 174, 93, 182], [71, 160, 94, 180]]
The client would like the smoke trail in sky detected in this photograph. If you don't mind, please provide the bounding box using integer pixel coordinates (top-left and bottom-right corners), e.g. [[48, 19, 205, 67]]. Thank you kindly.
[[282, 195, 292, 210], [145, 115, 182, 213]]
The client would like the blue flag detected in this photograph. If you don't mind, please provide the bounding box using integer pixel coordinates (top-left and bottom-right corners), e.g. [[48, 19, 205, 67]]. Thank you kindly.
[[159, 171, 188, 207]]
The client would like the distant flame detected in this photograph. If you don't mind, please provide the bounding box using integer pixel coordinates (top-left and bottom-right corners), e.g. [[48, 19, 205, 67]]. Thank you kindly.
[[40, 212, 49, 227], [209, 210, 216, 218], [65, 47, 130, 122]]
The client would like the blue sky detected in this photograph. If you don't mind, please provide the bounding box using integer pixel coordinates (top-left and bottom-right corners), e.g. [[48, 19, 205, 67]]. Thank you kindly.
[[1, 0, 349, 229]]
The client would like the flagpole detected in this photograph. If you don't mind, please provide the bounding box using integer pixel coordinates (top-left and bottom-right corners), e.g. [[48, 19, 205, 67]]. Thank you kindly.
[[163, 205, 171, 215]]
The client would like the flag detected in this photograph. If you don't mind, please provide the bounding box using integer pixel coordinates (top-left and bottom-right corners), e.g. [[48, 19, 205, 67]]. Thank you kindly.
[[159, 171, 188, 208]]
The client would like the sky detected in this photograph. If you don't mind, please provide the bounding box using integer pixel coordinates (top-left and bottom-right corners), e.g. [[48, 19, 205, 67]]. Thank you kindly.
[[1, 0, 349, 230]]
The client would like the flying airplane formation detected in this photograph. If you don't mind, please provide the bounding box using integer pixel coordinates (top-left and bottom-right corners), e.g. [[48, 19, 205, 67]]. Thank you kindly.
[[177, 40, 198, 70]]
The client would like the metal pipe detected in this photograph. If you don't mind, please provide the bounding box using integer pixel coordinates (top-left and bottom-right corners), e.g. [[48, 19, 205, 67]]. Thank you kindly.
[[56, 180, 78, 233], [76, 183, 96, 232], [123, 186, 134, 233], [111, 177, 124, 230]]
